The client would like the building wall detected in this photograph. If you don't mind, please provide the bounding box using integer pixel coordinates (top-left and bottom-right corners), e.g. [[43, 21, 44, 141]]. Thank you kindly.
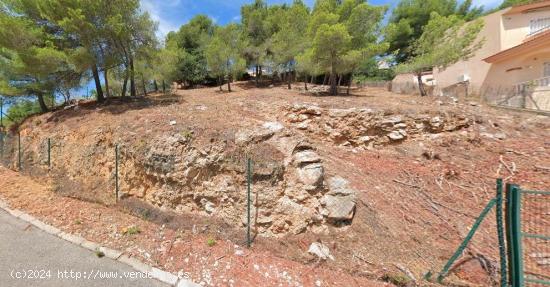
[[501, 9, 550, 49], [433, 6, 550, 94], [391, 73, 435, 95], [433, 9, 506, 93], [483, 48, 550, 89]]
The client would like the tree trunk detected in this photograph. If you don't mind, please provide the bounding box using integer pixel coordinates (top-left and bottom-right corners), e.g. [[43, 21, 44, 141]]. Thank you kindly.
[[304, 75, 308, 91], [323, 73, 328, 86], [227, 75, 232, 92], [104, 68, 110, 98], [329, 68, 338, 96], [142, 76, 147, 96], [153, 80, 158, 92], [255, 65, 259, 87], [36, 93, 48, 112], [122, 72, 128, 98], [287, 68, 292, 90], [162, 80, 166, 94], [347, 74, 353, 95], [219, 76, 223, 91], [92, 64, 105, 102], [310, 74, 314, 84], [417, 73, 427, 97], [129, 55, 136, 97]]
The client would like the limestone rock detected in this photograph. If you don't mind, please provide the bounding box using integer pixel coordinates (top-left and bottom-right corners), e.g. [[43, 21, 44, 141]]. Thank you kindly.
[[320, 194, 356, 221], [296, 163, 324, 187], [388, 130, 406, 141], [262, 121, 284, 133], [293, 150, 321, 165], [308, 242, 334, 260], [235, 126, 275, 145]]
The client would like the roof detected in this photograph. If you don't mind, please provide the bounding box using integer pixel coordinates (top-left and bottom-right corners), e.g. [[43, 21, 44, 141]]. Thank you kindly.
[[483, 29, 550, 63], [503, 0, 550, 16]]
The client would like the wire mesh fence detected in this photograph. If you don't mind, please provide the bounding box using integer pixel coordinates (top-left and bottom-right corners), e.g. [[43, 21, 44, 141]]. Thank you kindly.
[[481, 85, 550, 113], [1, 127, 547, 286], [520, 189, 550, 286]]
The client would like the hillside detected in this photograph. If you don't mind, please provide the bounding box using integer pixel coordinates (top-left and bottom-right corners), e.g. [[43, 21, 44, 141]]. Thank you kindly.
[[1, 83, 549, 286]]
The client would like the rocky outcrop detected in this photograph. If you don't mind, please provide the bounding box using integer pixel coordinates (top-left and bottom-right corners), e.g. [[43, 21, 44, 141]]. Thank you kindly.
[[321, 176, 356, 221], [117, 121, 358, 237], [283, 104, 472, 148]]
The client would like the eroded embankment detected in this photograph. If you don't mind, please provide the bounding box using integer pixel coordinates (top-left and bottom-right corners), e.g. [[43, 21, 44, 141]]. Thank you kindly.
[[1, 101, 475, 237]]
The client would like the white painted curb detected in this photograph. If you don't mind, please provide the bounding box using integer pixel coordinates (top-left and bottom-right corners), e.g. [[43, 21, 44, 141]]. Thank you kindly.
[[0, 198, 200, 287]]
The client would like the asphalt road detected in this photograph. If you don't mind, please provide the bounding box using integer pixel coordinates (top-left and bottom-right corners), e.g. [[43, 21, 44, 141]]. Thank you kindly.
[[0, 209, 169, 287]]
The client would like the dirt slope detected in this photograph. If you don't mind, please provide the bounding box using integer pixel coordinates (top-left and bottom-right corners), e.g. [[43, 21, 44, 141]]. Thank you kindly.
[[1, 83, 548, 286]]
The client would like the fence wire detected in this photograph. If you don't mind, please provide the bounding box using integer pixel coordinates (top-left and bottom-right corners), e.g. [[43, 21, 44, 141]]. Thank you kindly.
[[1, 129, 547, 286], [521, 190, 550, 286], [481, 85, 550, 112]]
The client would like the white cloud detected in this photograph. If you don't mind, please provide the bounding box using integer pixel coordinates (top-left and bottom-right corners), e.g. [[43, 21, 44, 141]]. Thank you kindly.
[[140, 0, 181, 38]]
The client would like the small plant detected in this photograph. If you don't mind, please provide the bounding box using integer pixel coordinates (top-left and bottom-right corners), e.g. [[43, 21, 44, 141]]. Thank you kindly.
[[123, 226, 141, 236], [95, 250, 105, 258], [206, 237, 216, 247], [180, 129, 193, 140], [74, 219, 82, 225], [381, 272, 411, 287]]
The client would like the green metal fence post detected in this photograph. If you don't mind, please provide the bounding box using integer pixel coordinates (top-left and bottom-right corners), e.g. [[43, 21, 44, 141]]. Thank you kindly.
[[436, 198, 497, 283], [508, 184, 524, 287], [47, 138, 51, 168], [246, 157, 252, 248], [0, 97, 3, 127], [17, 132, 21, 170], [115, 144, 119, 203], [496, 179, 507, 287]]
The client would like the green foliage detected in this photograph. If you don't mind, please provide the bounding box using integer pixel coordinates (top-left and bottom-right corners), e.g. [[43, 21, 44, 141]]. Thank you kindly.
[[356, 58, 395, 81], [396, 12, 484, 96], [386, 0, 483, 63], [205, 24, 246, 90], [499, 0, 536, 9], [206, 237, 217, 247], [164, 15, 214, 87], [2, 95, 55, 126], [241, 0, 272, 73], [381, 272, 411, 287], [397, 13, 484, 74], [298, 0, 388, 94], [271, 1, 310, 88], [123, 225, 141, 236]]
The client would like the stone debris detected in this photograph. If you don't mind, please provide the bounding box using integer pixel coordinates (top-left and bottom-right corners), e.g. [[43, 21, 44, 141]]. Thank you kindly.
[[308, 242, 334, 261], [283, 103, 472, 148]]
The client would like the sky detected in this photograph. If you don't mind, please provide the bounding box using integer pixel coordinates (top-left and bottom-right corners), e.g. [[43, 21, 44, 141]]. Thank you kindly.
[[140, 0, 504, 38]]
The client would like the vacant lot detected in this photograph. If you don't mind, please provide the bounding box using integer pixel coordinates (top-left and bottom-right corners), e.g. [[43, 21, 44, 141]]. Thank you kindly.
[[1, 83, 548, 286]]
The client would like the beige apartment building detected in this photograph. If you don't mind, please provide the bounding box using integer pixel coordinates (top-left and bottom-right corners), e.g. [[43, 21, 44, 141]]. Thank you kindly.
[[433, 1, 550, 110]]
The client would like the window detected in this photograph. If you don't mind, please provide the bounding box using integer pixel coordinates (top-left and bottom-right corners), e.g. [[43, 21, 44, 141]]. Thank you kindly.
[[545, 62, 550, 77], [529, 17, 550, 35]]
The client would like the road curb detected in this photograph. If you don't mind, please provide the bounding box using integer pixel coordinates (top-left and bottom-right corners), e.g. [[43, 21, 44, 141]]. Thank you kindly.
[[0, 198, 200, 287]]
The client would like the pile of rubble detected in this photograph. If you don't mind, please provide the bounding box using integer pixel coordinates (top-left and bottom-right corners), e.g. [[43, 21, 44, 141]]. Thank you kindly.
[[283, 103, 473, 148]]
